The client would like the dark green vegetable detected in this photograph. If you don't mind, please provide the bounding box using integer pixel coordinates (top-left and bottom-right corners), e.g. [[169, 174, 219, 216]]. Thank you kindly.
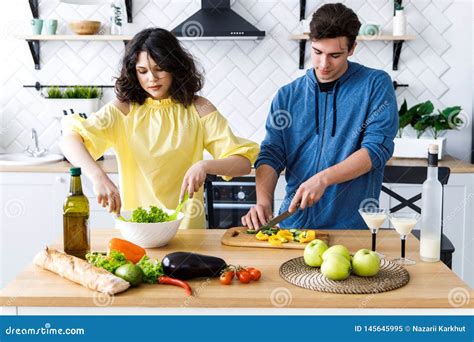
[[261, 227, 279, 236], [162, 252, 227, 280], [246, 229, 258, 234]]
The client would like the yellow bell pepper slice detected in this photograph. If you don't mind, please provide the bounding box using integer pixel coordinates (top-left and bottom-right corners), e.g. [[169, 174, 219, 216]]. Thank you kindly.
[[268, 235, 283, 246], [256, 231, 269, 241], [298, 230, 316, 243], [276, 230, 294, 242]]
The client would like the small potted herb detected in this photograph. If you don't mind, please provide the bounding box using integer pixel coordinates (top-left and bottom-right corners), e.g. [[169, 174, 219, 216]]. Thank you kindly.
[[43, 86, 102, 118]]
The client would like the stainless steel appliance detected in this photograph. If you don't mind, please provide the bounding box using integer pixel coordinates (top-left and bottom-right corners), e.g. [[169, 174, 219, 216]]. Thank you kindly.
[[204, 175, 258, 229]]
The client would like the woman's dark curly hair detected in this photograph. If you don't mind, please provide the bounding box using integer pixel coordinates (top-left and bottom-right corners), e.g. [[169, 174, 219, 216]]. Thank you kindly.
[[309, 3, 361, 50], [115, 28, 203, 107]]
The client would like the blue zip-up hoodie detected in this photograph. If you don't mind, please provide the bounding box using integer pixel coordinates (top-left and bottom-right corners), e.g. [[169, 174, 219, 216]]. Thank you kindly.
[[255, 62, 398, 229]]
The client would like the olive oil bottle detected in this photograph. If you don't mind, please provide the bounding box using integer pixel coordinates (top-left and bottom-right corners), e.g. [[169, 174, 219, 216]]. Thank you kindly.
[[63, 167, 90, 259]]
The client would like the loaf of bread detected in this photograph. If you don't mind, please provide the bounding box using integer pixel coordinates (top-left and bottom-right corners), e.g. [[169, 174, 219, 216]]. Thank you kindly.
[[33, 247, 130, 295]]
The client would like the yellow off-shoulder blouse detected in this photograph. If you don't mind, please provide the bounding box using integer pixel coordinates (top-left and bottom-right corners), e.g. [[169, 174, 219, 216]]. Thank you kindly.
[[62, 97, 260, 229]]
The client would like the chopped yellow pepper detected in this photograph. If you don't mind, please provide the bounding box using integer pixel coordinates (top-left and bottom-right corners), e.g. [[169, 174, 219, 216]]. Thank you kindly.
[[298, 230, 316, 243], [268, 235, 283, 246], [277, 230, 294, 242], [256, 231, 269, 241]]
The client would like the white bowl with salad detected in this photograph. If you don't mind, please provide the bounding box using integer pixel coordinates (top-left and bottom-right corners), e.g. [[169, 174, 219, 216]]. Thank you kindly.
[[115, 206, 184, 248]]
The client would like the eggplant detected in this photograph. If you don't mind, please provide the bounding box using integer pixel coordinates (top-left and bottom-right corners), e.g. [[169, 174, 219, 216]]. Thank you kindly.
[[162, 252, 227, 280]]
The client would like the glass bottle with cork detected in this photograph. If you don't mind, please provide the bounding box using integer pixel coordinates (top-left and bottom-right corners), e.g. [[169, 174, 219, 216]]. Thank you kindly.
[[420, 144, 442, 262], [63, 167, 90, 259]]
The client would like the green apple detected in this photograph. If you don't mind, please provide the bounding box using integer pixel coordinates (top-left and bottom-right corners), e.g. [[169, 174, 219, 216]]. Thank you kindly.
[[351, 249, 380, 277], [303, 239, 328, 267], [320, 254, 351, 281], [322, 245, 351, 262]]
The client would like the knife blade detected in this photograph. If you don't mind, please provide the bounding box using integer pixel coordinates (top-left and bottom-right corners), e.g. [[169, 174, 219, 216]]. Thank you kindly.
[[259, 209, 294, 230]]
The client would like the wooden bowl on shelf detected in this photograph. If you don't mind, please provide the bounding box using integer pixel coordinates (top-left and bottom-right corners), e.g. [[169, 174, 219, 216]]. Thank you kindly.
[[69, 20, 101, 35]]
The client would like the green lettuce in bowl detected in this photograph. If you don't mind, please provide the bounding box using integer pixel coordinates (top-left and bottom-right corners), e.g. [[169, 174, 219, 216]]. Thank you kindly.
[[130, 206, 169, 223]]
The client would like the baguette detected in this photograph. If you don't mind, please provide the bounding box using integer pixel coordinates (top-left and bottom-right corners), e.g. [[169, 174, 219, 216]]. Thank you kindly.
[[34, 247, 130, 295]]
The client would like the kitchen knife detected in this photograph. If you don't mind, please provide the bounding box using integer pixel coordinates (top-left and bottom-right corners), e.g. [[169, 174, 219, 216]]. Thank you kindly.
[[258, 209, 294, 230]]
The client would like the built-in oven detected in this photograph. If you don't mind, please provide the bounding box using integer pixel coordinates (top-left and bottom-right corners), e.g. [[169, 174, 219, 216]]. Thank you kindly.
[[204, 175, 260, 229]]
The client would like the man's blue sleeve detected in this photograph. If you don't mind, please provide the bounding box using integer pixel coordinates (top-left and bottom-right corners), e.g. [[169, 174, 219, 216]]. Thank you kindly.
[[361, 72, 399, 170], [254, 95, 287, 175]]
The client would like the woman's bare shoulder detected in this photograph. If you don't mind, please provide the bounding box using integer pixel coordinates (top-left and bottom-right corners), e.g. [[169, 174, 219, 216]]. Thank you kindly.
[[193, 96, 217, 118]]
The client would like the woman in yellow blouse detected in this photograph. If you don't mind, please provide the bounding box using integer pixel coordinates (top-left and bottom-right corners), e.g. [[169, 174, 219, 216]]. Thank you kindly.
[[60, 28, 259, 229]]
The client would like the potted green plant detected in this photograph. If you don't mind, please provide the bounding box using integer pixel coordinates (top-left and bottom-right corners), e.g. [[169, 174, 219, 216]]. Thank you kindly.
[[43, 86, 102, 118], [428, 106, 463, 139], [393, 100, 463, 159]]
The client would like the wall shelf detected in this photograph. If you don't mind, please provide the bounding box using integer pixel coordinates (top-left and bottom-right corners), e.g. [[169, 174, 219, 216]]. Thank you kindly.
[[289, 34, 415, 41], [21, 35, 133, 69], [21, 31, 268, 69], [26, 0, 134, 69], [290, 34, 415, 70], [21, 35, 134, 41]]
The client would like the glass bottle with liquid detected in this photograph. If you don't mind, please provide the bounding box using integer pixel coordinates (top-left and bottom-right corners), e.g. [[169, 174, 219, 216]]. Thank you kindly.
[[63, 167, 90, 259], [420, 144, 442, 262]]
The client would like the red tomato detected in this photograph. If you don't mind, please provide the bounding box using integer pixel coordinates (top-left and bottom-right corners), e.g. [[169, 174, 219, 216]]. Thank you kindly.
[[249, 269, 261, 281], [219, 271, 234, 285], [237, 270, 251, 283]]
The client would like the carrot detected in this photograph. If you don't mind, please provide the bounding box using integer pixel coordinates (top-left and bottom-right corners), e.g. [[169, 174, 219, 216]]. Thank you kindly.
[[108, 238, 146, 264]]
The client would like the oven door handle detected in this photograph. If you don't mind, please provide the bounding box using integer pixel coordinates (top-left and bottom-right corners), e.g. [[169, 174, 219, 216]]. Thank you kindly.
[[211, 181, 256, 186], [212, 203, 254, 209]]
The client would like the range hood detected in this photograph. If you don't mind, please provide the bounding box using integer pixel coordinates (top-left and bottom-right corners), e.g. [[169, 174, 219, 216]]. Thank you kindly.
[[172, 0, 265, 40]]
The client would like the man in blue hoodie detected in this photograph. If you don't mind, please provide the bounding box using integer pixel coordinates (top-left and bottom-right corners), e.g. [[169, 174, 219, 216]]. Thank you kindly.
[[242, 3, 398, 230]]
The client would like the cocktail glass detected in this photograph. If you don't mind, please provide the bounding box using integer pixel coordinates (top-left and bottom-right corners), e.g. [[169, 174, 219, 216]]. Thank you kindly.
[[358, 208, 387, 258], [388, 212, 420, 266]]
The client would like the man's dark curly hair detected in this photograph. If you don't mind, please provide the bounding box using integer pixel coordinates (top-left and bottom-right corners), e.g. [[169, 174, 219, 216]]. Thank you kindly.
[[115, 28, 203, 107], [309, 3, 361, 50]]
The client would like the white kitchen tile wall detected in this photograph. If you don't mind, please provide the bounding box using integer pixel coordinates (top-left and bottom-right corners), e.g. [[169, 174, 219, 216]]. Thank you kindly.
[[0, 0, 472, 161]]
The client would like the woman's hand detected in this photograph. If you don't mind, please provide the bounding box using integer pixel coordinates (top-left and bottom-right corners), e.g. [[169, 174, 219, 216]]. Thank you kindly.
[[180, 161, 209, 200], [241, 203, 273, 231], [91, 172, 122, 214], [288, 173, 328, 213]]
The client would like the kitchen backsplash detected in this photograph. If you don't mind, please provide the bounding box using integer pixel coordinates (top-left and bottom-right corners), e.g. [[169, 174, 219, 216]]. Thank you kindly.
[[0, 0, 472, 161]]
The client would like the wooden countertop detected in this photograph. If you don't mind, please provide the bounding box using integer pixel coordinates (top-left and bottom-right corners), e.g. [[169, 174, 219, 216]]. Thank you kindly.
[[386, 154, 474, 173], [1, 229, 472, 308], [1, 155, 473, 174]]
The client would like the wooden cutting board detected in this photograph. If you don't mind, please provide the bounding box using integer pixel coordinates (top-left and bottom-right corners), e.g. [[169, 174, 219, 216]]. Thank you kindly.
[[221, 227, 330, 249]]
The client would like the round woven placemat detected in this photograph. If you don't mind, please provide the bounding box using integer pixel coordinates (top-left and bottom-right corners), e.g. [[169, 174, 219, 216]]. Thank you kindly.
[[280, 257, 409, 294]]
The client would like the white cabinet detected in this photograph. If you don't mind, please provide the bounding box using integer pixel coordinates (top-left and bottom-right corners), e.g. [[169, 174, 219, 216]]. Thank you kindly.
[[441, 174, 474, 287], [0, 172, 119, 287], [0, 173, 66, 288]]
